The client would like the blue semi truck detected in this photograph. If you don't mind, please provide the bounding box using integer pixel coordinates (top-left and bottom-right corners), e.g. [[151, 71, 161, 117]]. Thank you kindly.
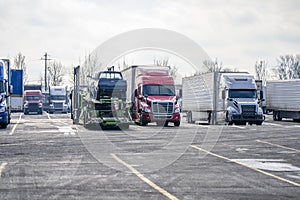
[[0, 59, 12, 128], [11, 69, 24, 112]]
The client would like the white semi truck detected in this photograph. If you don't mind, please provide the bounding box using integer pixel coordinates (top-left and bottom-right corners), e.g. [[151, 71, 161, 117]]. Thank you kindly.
[[182, 72, 264, 125], [266, 79, 300, 122], [48, 86, 68, 113]]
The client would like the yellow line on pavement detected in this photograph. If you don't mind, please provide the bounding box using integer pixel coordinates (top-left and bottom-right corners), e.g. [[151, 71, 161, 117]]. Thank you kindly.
[[190, 145, 300, 187], [111, 154, 179, 200], [9, 113, 22, 135], [256, 140, 300, 153], [0, 162, 7, 177]]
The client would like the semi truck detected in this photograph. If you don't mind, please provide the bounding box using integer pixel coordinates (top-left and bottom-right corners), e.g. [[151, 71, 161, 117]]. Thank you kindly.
[[0, 59, 12, 128], [23, 90, 43, 115], [122, 65, 181, 127], [71, 66, 130, 129], [11, 69, 24, 112], [266, 79, 300, 122], [48, 86, 68, 113], [182, 72, 264, 125], [255, 80, 267, 114]]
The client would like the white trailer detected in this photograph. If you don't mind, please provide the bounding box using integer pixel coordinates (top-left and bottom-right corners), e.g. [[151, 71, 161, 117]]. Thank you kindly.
[[266, 79, 300, 122], [182, 72, 264, 125]]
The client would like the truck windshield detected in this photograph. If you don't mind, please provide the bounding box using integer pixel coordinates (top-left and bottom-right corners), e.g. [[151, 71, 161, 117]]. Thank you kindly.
[[26, 96, 40, 100], [51, 96, 65, 100], [143, 85, 175, 96], [0, 81, 5, 93], [99, 72, 122, 79], [229, 89, 257, 98]]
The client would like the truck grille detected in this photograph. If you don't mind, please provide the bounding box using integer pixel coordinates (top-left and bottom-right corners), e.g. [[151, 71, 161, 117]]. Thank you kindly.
[[54, 102, 63, 109], [152, 101, 174, 117], [242, 105, 256, 116], [28, 103, 39, 109]]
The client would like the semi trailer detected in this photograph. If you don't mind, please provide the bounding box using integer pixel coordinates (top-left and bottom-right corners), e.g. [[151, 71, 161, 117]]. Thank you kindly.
[[182, 72, 264, 125], [0, 59, 12, 128], [266, 79, 300, 122]]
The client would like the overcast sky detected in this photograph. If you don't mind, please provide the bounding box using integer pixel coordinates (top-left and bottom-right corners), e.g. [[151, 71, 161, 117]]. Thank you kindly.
[[0, 0, 299, 82]]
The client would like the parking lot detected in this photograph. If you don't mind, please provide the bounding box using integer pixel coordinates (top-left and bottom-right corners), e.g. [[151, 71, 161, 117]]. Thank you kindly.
[[0, 113, 299, 199]]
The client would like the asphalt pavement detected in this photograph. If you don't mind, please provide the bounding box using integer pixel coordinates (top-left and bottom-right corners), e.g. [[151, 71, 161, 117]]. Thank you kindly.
[[0, 112, 299, 199]]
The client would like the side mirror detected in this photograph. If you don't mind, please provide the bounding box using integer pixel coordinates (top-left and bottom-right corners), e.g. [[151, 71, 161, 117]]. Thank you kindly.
[[9, 85, 13, 94], [222, 90, 226, 100], [260, 91, 264, 100]]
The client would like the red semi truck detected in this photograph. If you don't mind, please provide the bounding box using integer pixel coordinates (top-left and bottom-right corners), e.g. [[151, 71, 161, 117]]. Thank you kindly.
[[122, 65, 180, 126], [24, 90, 43, 115]]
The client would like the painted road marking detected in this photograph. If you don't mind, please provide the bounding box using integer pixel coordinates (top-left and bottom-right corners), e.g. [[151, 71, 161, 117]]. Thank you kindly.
[[9, 113, 22, 135], [263, 122, 283, 127], [190, 145, 300, 187], [57, 126, 76, 136], [0, 162, 7, 177], [111, 154, 179, 200], [47, 113, 51, 119], [232, 125, 246, 129], [256, 140, 300, 153]]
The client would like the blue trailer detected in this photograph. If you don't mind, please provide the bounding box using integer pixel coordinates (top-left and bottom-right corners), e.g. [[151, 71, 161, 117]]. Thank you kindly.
[[11, 69, 24, 112], [0, 59, 11, 128]]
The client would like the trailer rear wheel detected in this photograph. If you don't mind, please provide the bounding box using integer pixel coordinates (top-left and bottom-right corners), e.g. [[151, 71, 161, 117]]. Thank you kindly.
[[174, 121, 180, 127], [187, 111, 195, 124]]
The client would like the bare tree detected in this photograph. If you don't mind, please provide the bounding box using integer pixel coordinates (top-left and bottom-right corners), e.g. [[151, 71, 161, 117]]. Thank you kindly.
[[203, 58, 222, 72], [13, 52, 28, 81], [81, 53, 101, 84], [254, 60, 267, 83], [153, 57, 178, 78], [275, 55, 300, 80], [48, 61, 64, 86]]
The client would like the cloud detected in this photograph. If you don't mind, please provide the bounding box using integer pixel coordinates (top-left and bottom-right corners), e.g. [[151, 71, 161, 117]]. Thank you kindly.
[[0, 0, 299, 81]]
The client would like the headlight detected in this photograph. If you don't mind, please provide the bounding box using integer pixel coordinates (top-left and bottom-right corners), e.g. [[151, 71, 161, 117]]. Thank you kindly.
[[0, 106, 6, 112], [174, 107, 180, 113], [144, 107, 151, 113]]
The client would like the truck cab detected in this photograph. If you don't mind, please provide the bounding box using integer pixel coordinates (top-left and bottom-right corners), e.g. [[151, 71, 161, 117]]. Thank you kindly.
[[48, 86, 68, 113], [222, 73, 264, 125], [132, 68, 180, 126], [24, 90, 43, 115]]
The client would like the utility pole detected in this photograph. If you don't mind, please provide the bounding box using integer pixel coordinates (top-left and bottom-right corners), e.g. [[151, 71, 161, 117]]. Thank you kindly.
[[41, 53, 51, 91]]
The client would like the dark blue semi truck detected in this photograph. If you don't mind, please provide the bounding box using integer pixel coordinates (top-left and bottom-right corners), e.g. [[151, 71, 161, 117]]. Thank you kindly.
[[0, 59, 12, 128]]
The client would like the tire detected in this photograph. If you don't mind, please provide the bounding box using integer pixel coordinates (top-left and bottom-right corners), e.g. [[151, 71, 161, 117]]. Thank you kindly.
[[118, 124, 129, 130], [83, 112, 88, 128], [187, 111, 194, 124], [226, 112, 233, 125], [256, 122, 263, 126], [0, 123, 7, 128], [139, 114, 147, 126], [174, 121, 180, 127]]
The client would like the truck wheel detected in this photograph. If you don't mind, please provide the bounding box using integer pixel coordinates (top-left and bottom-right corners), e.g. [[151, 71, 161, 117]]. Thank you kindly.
[[187, 111, 194, 124], [256, 122, 263, 126], [273, 111, 282, 121], [0, 123, 7, 128], [174, 121, 180, 127], [83, 112, 88, 128], [139, 115, 147, 126], [226, 112, 233, 125]]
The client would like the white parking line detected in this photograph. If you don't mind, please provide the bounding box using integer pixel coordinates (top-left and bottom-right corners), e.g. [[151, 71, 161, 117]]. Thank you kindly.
[[190, 145, 300, 187], [263, 122, 283, 127], [0, 162, 7, 177], [111, 154, 179, 200], [9, 113, 23, 135], [232, 125, 246, 129], [47, 113, 51, 119]]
